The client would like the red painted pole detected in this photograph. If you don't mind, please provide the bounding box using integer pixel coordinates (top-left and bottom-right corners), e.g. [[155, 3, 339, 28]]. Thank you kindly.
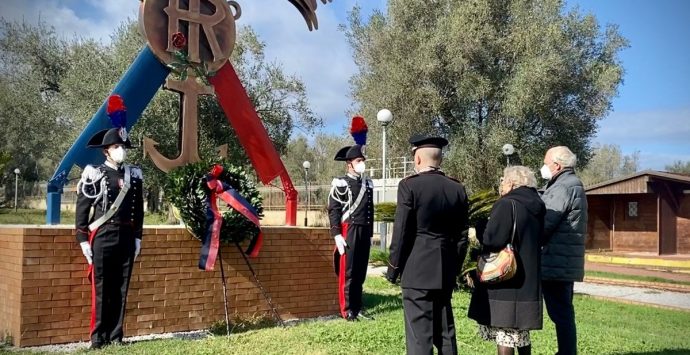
[[209, 62, 298, 226]]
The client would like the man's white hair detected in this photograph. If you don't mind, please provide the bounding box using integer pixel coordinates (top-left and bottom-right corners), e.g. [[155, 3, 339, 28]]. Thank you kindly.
[[503, 166, 537, 188], [549, 146, 577, 168]]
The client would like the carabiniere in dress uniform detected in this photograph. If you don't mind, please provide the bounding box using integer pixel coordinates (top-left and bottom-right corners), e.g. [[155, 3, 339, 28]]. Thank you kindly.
[[328, 144, 374, 321], [75, 127, 144, 349]]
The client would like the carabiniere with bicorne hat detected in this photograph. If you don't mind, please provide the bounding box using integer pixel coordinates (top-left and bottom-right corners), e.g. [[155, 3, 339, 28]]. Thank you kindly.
[[74, 95, 144, 349], [327, 116, 375, 321]]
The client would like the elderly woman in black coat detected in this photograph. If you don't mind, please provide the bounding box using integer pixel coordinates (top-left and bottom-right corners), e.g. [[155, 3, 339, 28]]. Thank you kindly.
[[468, 166, 546, 355]]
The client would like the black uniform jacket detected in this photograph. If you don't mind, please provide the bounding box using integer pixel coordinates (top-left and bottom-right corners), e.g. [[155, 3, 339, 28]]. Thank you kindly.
[[389, 170, 469, 290], [327, 175, 374, 237], [75, 163, 144, 243]]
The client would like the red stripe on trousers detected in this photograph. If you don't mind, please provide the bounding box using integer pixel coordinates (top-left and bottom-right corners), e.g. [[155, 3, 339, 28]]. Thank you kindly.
[[337, 223, 349, 318], [87, 229, 98, 335]]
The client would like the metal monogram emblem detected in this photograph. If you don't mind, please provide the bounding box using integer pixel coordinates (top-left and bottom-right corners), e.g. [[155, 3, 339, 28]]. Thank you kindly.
[[140, 0, 240, 72], [139, 0, 238, 172]]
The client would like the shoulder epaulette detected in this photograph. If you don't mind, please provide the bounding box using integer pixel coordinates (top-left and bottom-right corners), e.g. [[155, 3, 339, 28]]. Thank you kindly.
[[331, 177, 348, 188], [81, 165, 104, 183], [129, 165, 144, 180]]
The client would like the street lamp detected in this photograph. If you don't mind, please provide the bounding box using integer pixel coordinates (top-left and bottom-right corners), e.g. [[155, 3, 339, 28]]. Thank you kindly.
[[302, 161, 311, 227], [377, 109, 393, 251], [502, 144, 515, 167], [13, 168, 20, 212], [376, 109, 393, 203]]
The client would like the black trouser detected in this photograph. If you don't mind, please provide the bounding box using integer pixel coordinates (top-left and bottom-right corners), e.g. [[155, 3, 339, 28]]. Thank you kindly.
[[402, 288, 457, 355], [336, 224, 371, 318], [90, 225, 135, 345], [543, 280, 576, 355]]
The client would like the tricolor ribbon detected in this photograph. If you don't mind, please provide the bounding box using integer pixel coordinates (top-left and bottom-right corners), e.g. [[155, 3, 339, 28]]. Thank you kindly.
[[199, 164, 264, 271]]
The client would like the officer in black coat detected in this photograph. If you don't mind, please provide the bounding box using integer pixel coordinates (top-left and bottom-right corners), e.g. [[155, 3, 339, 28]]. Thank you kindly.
[[386, 135, 469, 355], [75, 127, 144, 349], [328, 144, 374, 321]]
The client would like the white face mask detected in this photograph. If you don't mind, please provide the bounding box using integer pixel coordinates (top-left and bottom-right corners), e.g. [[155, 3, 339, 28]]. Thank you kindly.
[[108, 146, 126, 164], [353, 161, 366, 174], [540, 164, 552, 180]]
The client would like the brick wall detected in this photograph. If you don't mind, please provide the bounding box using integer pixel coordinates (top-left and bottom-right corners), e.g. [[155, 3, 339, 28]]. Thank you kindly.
[[0, 228, 23, 346], [0, 226, 338, 347]]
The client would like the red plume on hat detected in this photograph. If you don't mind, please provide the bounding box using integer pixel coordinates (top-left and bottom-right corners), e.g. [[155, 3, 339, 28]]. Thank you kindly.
[[106, 94, 128, 142], [350, 115, 368, 146]]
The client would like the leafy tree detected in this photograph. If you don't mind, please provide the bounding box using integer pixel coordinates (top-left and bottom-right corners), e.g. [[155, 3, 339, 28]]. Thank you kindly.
[[281, 133, 351, 185], [342, 0, 627, 192], [665, 160, 690, 175], [0, 17, 320, 210], [578, 144, 638, 186], [0, 19, 72, 189]]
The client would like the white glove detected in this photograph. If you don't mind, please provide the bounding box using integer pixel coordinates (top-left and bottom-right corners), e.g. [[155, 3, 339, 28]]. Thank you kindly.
[[80, 242, 93, 265], [134, 239, 142, 260], [334, 234, 348, 255]]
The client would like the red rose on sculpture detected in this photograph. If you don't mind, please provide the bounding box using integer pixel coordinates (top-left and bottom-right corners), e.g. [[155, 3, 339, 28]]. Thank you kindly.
[[171, 32, 186, 49]]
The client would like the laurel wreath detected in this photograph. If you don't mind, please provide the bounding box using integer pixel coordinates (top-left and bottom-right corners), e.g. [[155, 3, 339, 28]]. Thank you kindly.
[[163, 159, 263, 244]]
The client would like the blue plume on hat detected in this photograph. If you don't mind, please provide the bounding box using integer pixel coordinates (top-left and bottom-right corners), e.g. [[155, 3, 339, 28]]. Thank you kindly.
[[350, 115, 368, 146]]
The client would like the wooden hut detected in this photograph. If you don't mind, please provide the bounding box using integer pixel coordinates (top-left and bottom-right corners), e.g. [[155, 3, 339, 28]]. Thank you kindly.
[[586, 170, 690, 255]]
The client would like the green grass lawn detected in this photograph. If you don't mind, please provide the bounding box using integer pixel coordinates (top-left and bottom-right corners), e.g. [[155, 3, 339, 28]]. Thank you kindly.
[[3, 276, 689, 355], [0, 209, 174, 225], [586, 270, 690, 287]]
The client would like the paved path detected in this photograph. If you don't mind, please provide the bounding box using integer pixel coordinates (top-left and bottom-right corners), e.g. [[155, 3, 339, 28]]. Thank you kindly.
[[574, 282, 690, 310], [367, 265, 690, 310]]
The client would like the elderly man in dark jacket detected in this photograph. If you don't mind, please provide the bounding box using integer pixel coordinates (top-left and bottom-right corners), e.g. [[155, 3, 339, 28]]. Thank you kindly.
[[539, 146, 588, 355]]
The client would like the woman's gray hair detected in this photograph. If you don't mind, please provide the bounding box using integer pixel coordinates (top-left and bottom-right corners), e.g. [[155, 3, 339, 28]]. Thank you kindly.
[[550, 146, 577, 168], [503, 166, 537, 188]]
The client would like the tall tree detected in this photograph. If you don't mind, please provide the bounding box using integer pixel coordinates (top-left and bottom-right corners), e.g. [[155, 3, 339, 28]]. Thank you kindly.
[[343, 0, 627, 192], [579, 144, 639, 186], [0, 19, 72, 188], [665, 160, 690, 175]]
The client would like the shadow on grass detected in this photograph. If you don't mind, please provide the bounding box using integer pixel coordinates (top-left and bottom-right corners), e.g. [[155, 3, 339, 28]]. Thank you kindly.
[[362, 290, 403, 315], [614, 350, 690, 355]]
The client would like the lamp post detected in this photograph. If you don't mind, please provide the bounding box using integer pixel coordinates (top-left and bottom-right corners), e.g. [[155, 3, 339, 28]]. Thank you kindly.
[[376, 109, 393, 203], [13, 168, 20, 212], [502, 144, 515, 167], [302, 161, 311, 227], [377, 109, 393, 251]]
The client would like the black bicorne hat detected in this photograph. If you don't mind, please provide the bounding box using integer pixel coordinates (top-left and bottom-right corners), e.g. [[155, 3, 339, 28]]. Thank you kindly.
[[87, 128, 133, 149], [334, 144, 365, 161]]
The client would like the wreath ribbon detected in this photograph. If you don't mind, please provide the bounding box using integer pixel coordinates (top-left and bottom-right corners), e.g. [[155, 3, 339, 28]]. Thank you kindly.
[[198, 164, 264, 271]]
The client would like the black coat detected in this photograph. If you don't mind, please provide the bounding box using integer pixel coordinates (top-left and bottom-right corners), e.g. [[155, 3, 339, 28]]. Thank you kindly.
[[388, 170, 469, 290], [468, 186, 546, 330]]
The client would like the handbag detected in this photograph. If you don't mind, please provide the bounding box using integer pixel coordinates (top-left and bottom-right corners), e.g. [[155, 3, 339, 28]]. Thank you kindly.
[[477, 200, 518, 283]]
